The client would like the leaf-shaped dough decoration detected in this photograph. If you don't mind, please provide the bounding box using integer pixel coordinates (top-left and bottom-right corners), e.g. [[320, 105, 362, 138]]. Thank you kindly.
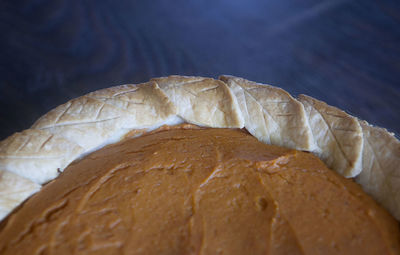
[[0, 170, 40, 220], [0, 75, 398, 227], [31, 96, 130, 150], [0, 129, 84, 184], [356, 121, 400, 220], [220, 75, 316, 151], [225, 80, 271, 142], [32, 82, 177, 151], [87, 81, 177, 126], [298, 95, 363, 178], [152, 76, 244, 128]]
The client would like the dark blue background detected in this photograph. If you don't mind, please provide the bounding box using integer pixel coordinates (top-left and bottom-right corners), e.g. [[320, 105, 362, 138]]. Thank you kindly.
[[0, 0, 399, 139]]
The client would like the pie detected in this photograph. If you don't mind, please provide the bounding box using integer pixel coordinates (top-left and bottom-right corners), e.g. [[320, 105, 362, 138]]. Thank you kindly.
[[0, 75, 399, 254]]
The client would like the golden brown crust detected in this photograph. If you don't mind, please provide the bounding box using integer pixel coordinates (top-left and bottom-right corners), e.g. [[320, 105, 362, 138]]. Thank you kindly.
[[0, 75, 398, 222]]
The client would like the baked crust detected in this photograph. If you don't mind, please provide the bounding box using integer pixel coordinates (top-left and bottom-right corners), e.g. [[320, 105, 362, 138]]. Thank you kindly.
[[220, 75, 317, 151], [356, 121, 400, 220], [151, 76, 244, 128], [31, 81, 178, 151], [0, 75, 398, 221], [0, 129, 84, 184], [0, 170, 40, 220], [298, 94, 363, 178]]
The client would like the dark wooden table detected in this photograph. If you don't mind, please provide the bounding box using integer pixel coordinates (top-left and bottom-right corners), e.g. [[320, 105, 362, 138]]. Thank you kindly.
[[0, 0, 399, 140]]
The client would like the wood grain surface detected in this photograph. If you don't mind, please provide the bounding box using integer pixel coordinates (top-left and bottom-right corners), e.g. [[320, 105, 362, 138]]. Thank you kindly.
[[0, 0, 399, 139]]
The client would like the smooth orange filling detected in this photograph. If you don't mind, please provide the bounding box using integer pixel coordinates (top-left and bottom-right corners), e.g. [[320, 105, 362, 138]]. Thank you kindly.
[[0, 125, 399, 254]]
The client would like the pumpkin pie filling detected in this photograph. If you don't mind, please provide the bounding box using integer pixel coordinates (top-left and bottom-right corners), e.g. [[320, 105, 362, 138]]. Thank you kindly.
[[0, 125, 399, 254]]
